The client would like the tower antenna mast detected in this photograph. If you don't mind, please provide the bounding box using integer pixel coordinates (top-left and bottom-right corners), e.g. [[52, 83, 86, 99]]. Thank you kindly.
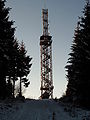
[[44, 0, 46, 9], [40, 1, 54, 99]]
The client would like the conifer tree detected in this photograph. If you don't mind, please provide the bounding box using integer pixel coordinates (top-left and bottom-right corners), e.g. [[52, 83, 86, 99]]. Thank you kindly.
[[0, 0, 15, 98], [65, 1, 90, 105], [7, 38, 20, 97], [17, 41, 32, 97], [0, 0, 32, 98]]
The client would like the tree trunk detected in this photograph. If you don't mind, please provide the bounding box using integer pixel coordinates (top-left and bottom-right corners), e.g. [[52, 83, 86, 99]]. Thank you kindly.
[[13, 78, 15, 98], [19, 77, 22, 97]]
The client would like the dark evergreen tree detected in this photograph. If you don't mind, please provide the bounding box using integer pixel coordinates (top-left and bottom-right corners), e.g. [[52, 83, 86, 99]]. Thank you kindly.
[[0, 0, 15, 98], [7, 38, 20, 97], [17, 41, 32, 97], [0, 0, 32, 98], [65, 1, 90, 105]]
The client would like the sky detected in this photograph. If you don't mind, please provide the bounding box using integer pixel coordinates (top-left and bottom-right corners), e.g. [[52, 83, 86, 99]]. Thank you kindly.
[[6, 0, 85, 99]]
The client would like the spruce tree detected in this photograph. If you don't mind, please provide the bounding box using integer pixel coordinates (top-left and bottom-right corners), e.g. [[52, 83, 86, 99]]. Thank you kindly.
[[0, 0, 15, 98], [0, 0, 32, 98], [17, 41, 32, 97], [7, 38, 20, 97], [65, 1, 90, 105]]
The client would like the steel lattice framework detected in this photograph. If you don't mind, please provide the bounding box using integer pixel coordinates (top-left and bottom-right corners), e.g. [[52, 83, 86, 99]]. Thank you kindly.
[[40, 9, 54, 99]]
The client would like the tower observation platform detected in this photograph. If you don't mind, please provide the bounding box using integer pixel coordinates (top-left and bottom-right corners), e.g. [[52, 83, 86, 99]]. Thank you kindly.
[[40, 9, 54, 99]]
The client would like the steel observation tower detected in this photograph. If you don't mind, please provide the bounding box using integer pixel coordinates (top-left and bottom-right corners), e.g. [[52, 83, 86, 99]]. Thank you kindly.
[[40, 5, 54, 99]]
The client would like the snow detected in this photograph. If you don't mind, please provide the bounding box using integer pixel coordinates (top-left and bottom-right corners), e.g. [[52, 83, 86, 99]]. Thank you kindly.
[[0, 99, 90, 120]]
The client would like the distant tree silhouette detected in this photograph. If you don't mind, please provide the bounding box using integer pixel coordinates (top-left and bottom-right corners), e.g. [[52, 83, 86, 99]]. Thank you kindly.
[[65, 1, 90, 105], [17, 41, 32, 97]]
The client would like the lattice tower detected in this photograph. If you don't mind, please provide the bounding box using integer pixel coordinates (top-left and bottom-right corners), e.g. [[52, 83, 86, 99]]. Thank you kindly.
[[40, 9, 54, 99]]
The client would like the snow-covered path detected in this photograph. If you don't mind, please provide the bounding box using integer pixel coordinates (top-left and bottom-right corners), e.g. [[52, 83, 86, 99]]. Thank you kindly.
[[12, 100, 66, 120], [0, 99, 90, 120]]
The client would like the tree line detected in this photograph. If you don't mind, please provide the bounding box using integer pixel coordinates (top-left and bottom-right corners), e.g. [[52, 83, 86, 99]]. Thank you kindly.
[[0, 0, 32, 99], [64, 1, 90, 107]]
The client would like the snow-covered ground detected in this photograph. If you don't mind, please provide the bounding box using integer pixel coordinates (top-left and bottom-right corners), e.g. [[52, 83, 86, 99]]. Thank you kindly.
[[0, 99, 90, 120]]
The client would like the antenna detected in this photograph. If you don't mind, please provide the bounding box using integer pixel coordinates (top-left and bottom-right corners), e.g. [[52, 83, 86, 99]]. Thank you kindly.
[[44, 0, 47, 9]]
